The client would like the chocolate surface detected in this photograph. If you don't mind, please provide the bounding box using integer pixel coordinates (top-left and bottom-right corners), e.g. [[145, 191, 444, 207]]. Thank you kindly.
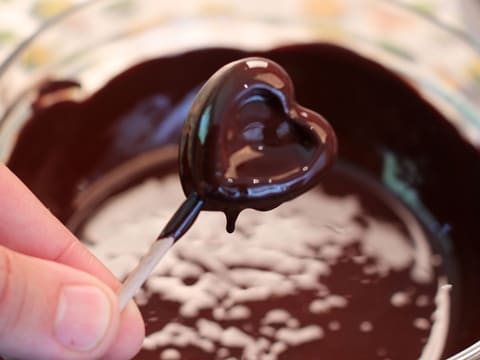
[[80, 159, 446, 360], [6, 43, 480, 358]]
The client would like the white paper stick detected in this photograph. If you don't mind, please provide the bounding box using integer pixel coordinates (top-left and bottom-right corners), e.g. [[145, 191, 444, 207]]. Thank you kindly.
[[117, 236, 174, 310]]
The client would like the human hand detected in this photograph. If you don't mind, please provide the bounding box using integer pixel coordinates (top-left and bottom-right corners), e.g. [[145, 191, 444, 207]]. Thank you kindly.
[[0, 163, 145, 359]]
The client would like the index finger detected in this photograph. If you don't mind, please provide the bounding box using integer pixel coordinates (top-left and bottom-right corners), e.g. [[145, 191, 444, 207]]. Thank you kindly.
[[0, 163, 119, 288]]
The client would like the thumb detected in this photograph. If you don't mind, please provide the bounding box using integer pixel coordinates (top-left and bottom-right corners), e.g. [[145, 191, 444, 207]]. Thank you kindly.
[[0, 244, 134, 360]]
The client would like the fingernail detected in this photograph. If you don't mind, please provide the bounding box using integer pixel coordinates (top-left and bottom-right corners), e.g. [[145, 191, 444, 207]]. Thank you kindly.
[[55, 285, 112, 351]]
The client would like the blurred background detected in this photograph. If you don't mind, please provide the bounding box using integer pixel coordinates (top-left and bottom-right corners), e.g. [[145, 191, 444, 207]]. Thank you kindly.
[[0, 0, 478, 65]]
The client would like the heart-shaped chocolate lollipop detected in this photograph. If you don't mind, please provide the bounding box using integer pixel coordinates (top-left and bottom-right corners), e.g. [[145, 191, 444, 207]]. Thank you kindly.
[[118, 57, 337, 309], [179, 57, 337, 232]]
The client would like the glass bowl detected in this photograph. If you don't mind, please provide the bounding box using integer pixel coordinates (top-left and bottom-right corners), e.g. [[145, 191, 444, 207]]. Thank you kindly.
[[1, 1, 479, 359]]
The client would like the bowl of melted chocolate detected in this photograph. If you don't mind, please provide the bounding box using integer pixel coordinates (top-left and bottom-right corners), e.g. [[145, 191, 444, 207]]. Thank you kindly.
[[1, 1, 480, 359]]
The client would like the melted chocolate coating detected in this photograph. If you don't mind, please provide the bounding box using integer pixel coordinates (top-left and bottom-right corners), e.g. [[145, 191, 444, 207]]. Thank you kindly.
[[5, 44, 480, 357], [179, 57, 337, 232]]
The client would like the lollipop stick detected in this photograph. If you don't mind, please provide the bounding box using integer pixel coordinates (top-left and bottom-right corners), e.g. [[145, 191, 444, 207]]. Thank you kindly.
[[117, 236, 174, 310], [117, 192, 203, 310]]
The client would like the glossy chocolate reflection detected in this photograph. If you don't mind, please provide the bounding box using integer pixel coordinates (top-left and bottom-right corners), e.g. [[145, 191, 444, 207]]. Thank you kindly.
[[6, 43, 480, 358], [179, 57, 337, 233]]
